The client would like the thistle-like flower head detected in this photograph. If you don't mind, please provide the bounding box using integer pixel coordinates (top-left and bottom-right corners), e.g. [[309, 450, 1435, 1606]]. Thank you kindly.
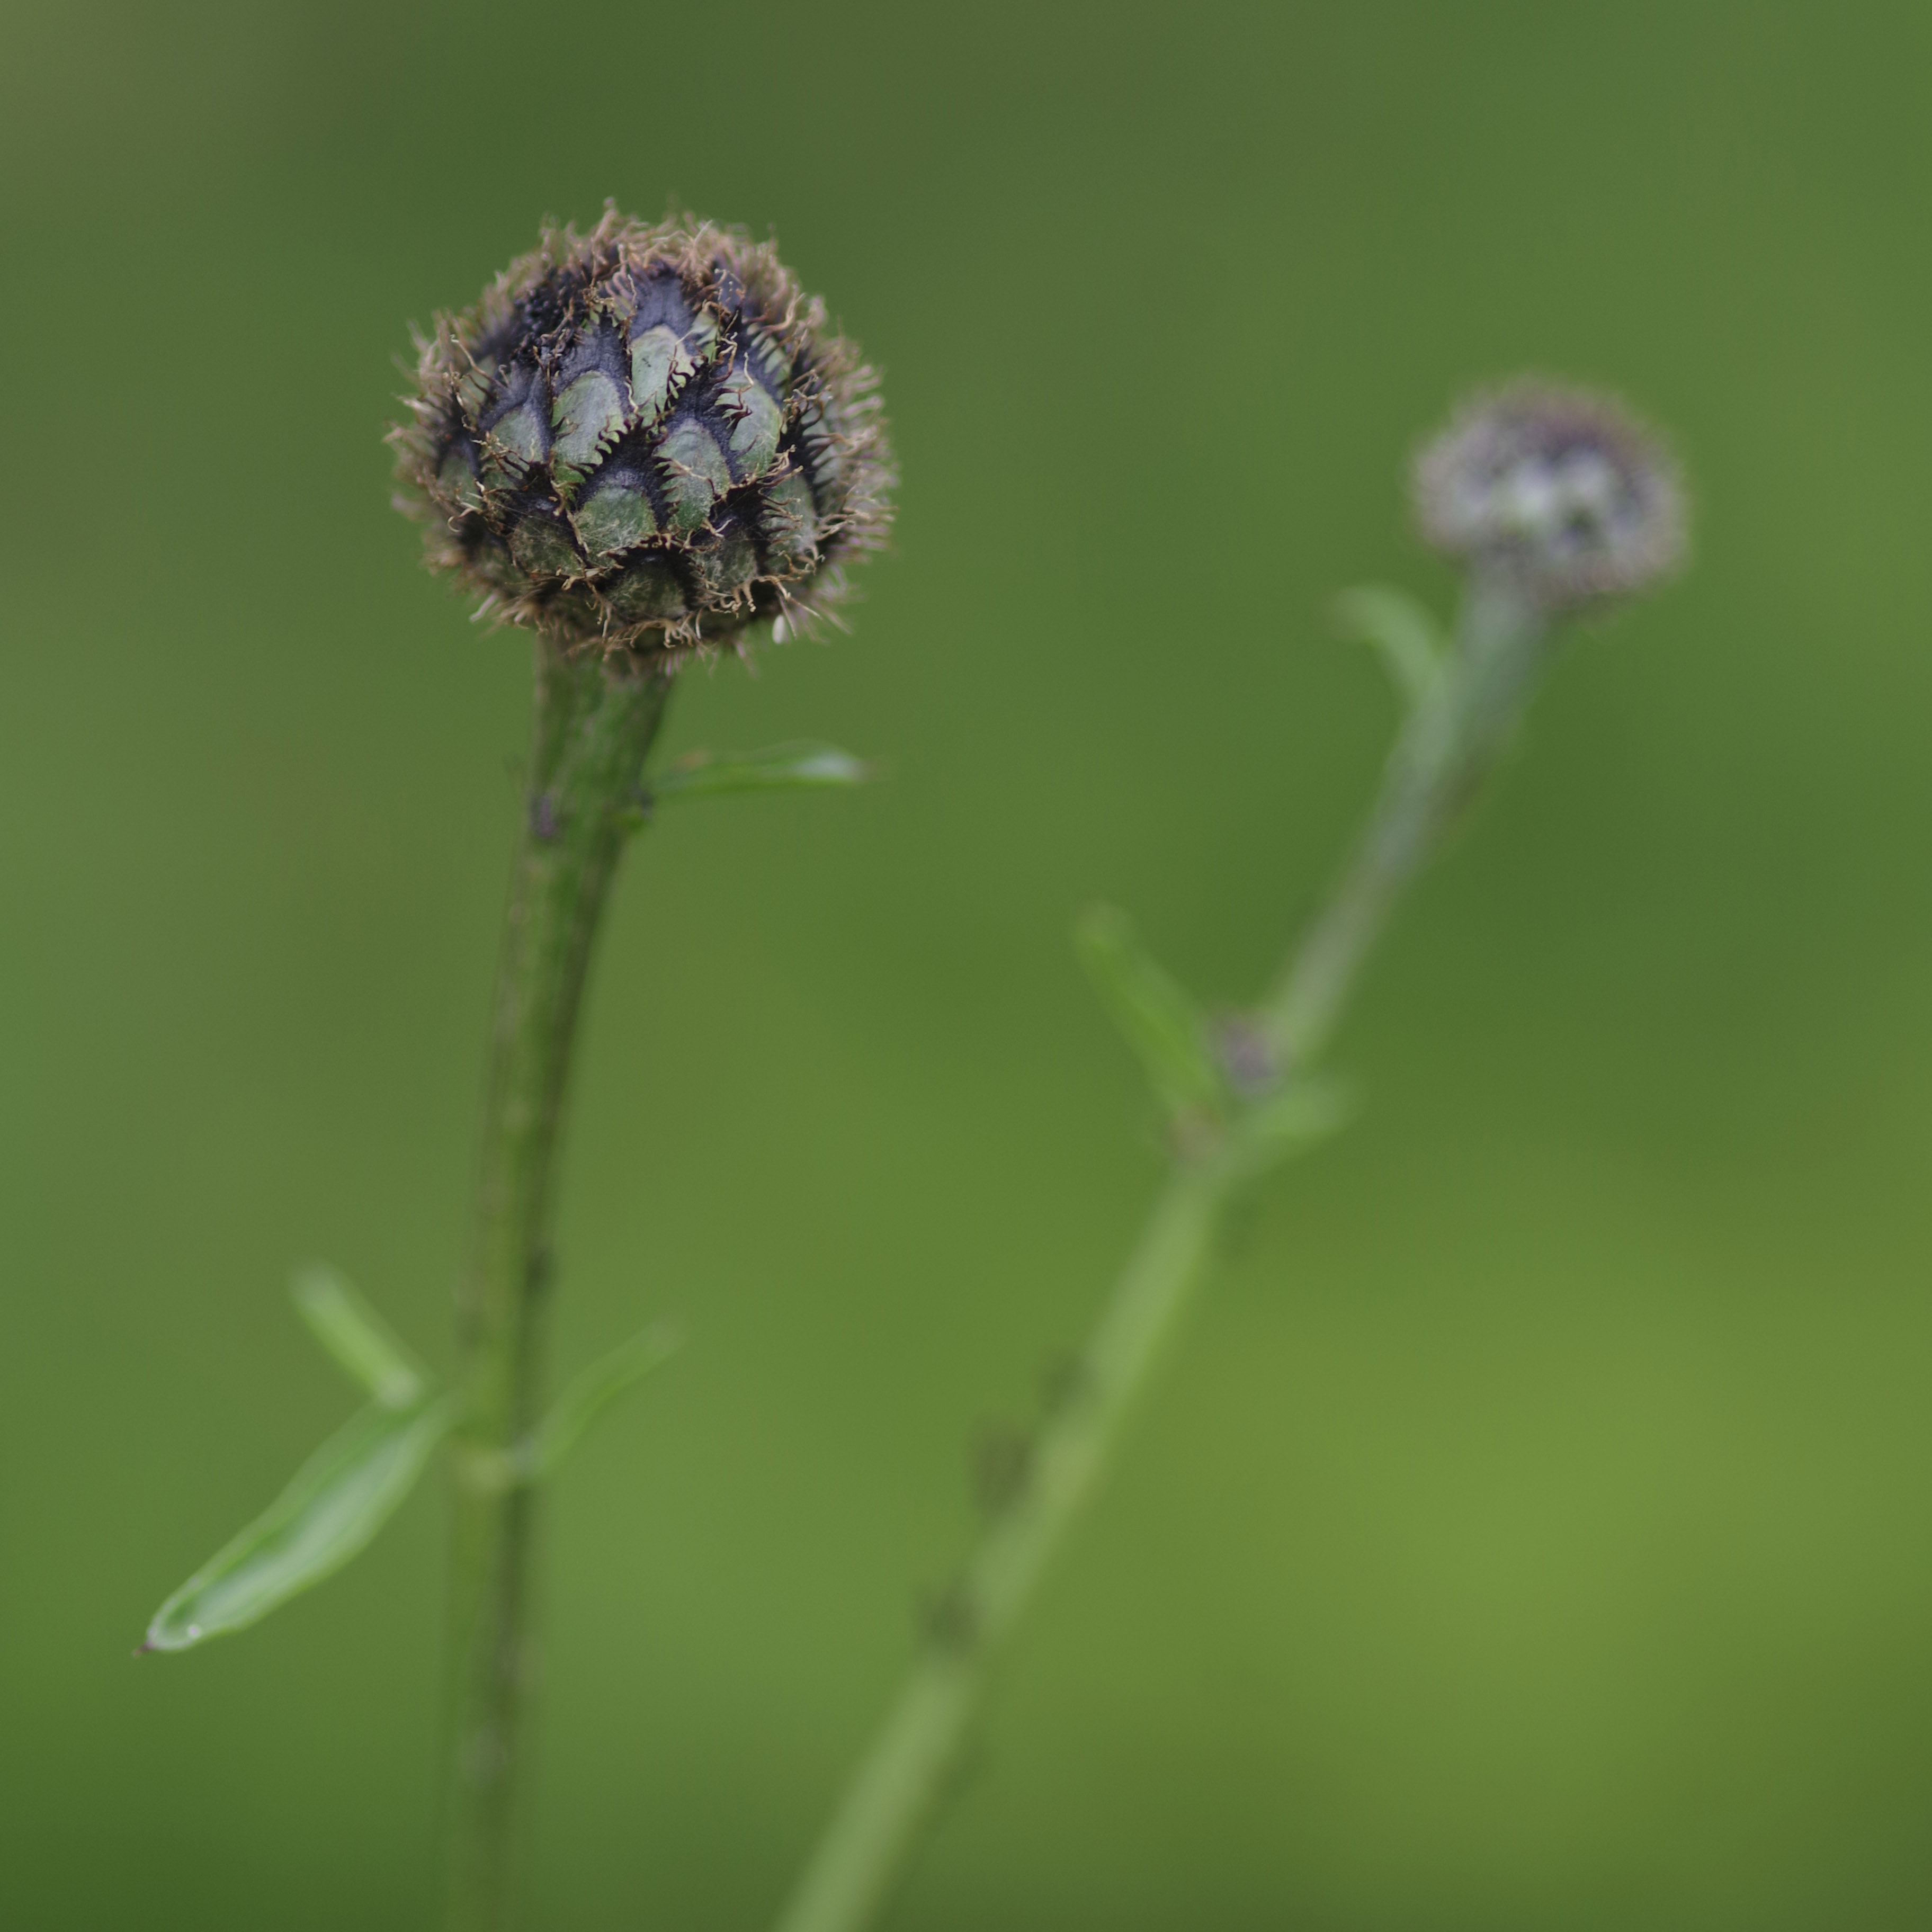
[[391, 209, 893, 657], [1414, 380, 1684, 607]]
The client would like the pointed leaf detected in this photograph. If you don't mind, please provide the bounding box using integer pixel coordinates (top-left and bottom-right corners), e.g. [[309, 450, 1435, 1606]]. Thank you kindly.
[[650, 743, 869, 802], [1075, 906, 1225, 1115], [291, 1264, 430, 1410], [522, 1322, 682, 1482], [1332, 585, 1445, 710], [141, 1396, 455, 1653]]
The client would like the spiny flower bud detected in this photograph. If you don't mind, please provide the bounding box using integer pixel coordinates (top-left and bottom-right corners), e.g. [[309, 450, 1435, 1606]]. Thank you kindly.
[[391, 209, 893, 657], [1413, 380, 1684, 608]]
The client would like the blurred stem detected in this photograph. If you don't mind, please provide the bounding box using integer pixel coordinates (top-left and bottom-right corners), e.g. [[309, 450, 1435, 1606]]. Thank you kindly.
[[1261, 578, 1547, 1067], [772, 581, 1549, 1932], [443, 639, 673, 1932]]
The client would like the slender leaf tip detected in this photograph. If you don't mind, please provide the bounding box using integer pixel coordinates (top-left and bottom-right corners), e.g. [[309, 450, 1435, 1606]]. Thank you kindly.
[[1331, 585, 1445, 712], [141, 1396, 456, 1653], [524, 1319, 684, 1482], [1074, 905, 1227, 1117], [290, 1264, 431, 1410], [650, 742, 870, 802]]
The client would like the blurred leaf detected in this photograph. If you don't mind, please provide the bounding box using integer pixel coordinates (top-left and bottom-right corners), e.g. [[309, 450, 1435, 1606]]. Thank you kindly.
[[1332, 585, 1445, 710], [650, 742, 869, 801], [290, 1264, 430, 1410], [1227, 1075, 1360, 1177], [1075, 905, 1226, 1115], [522, 1321, 682, 1482], [141, 1396, 455, 1653]]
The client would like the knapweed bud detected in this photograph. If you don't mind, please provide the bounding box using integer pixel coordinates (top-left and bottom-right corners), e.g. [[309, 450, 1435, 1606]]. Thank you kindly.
[[1413, 380, 1684, 608], [391, 210, 893, 656]]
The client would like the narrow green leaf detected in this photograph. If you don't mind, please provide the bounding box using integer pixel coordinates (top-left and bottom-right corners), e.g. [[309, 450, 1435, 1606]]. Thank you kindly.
[[1228, 1074, 1360, 1177], [290, 1264, 430, 1410], [650, 742, 869, 801], [1075, 905, 1226, 1115], [141, 1396, 455, 1653], [522, 1322, 682, 1482], [1332, 585, 1446, 710]]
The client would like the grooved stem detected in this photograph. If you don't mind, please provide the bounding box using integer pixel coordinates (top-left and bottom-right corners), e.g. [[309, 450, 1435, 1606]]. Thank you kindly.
[[442, 640, 673, 1932], [772, 584, 1549, 1932]]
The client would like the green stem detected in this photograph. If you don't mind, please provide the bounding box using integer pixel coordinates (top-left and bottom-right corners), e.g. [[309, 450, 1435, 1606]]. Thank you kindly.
[[772, 582, 1549, 1932], [1263, 578, 1546, 1067], [773, 1158, 1236, 1932], [442, 639, 674, 1932]]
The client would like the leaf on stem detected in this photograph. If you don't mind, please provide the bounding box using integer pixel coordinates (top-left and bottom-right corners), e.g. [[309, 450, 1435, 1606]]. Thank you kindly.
[[650, 743, 869, 802], [1228, 1074, 1360, 1176], [141, 1396, 456, 1653], [1333, 585, 1445, 711], [520, 1321, 682, 1482], [291, 1264, 429, 1410], [1075, 905, 1226, 1116]]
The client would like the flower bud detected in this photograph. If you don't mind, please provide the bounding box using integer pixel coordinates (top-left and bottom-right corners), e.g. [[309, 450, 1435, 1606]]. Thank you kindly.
[[1413, 380, 1684, 608], [392, 210, 893, 656]]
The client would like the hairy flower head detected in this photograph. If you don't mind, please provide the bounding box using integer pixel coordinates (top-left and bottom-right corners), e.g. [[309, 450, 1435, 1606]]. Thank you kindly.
[[1414, 380, 1683, 607], [391, 209, 893, 657]]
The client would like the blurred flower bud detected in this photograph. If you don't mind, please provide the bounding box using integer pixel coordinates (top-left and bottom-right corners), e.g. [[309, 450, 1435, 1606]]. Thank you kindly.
[[392, 210, 893, 656], [1413, 380, 1684, 608]]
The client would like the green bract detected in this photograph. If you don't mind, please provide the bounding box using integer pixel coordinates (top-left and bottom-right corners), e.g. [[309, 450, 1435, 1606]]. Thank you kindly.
[[392, 210, 894, 656]]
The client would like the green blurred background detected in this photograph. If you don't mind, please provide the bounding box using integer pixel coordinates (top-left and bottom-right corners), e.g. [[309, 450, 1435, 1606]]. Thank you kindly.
[[5, 3, 1932, 1926]]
